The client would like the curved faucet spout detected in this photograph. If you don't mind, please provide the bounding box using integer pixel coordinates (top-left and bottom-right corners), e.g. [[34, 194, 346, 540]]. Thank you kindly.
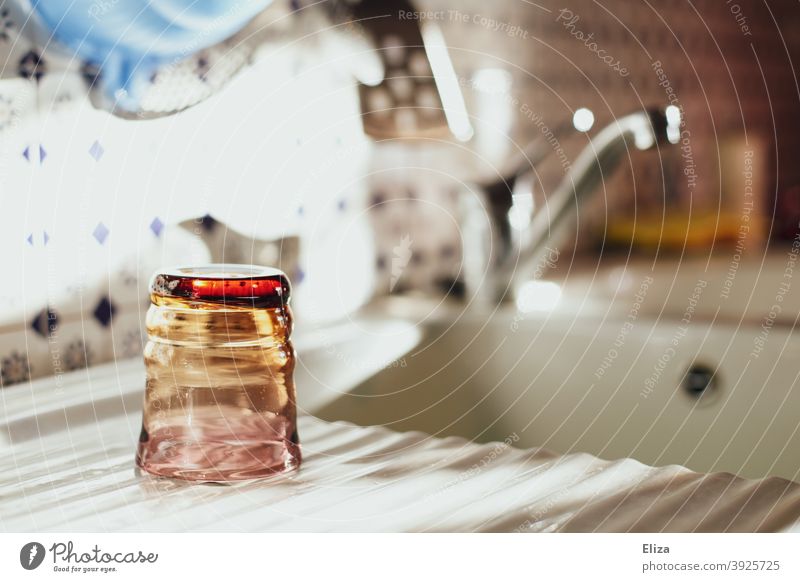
[[476, 107, 680, 303]]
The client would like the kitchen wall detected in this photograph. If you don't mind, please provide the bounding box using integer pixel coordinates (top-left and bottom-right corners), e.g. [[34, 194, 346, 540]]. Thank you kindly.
[[1, 0, 798, 385], [367, 0, 800, 296], [0, 0, 373, 386]]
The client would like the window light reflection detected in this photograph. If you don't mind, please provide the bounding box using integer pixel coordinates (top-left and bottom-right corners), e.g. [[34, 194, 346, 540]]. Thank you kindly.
[[516, 281, 562, 313]]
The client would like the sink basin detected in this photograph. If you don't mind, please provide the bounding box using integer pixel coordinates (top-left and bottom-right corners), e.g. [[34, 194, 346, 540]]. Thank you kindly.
[[5, 253, 796, 483], [315, 252, 800, 481], [3, 253, 799, 532]]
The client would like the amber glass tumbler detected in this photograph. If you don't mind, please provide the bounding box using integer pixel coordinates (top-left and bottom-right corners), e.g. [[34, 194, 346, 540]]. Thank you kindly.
[[135, 265, 301, 482]]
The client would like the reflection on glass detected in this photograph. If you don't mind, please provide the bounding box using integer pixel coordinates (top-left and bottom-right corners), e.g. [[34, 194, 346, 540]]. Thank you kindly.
[[136, 265, 301, 482]]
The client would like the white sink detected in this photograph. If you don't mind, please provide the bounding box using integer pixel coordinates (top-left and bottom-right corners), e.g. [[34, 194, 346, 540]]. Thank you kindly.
[[3, 257, 800, 531], [315, 252, 800, 481], [4, 252, 797, 483]]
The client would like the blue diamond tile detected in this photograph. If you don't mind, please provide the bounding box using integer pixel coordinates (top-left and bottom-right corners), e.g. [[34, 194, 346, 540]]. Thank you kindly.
[[149, 217, 164, 237], [26, 233, 33, 246], [43, 230, 49, 245], [23, 144, 46, 163], [93, 296, 115, 327], [89, 140, 104, 161], [92, 222, 109, 245]]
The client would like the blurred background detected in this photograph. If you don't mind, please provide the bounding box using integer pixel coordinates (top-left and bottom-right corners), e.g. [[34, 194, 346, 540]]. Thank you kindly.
[[0, 0, 798, 386]]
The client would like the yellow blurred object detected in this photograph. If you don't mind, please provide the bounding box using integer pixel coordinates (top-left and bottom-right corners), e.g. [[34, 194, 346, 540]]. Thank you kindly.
[[604, 211, 761, 250]]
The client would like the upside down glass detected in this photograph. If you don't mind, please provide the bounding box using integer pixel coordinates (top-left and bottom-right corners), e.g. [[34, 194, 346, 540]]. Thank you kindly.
[[135, 265, 301, 482]]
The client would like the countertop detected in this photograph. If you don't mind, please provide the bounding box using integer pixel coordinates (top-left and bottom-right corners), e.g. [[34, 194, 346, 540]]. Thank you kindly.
[[2, 359, 800, 532]]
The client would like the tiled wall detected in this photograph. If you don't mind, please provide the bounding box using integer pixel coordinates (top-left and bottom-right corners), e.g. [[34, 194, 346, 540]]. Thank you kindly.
[[367, 0, 800, 293], [441, 0, 798, 213], [0, 0, 372, 386], [2, 1, 798, 385]]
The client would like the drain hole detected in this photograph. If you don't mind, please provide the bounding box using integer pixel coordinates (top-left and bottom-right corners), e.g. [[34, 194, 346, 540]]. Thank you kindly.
[[684, 364, 717, 398]]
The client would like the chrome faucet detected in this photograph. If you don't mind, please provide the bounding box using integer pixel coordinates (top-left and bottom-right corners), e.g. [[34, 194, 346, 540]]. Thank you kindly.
[[465, 107, 681, 304]]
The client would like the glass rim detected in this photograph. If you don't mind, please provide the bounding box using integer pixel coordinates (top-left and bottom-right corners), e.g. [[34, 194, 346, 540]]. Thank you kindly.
[[150, 263, 290, 306], [158, 264, 286, 279]]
